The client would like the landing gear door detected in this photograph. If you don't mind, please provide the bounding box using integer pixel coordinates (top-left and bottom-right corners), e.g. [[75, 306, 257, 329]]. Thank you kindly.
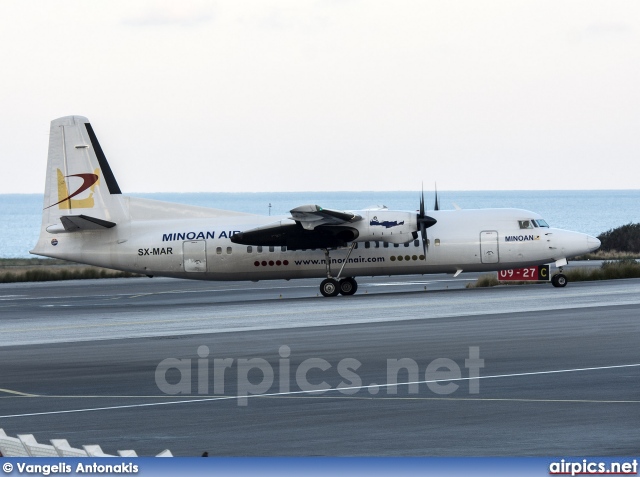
[[183, 240, 207, 272], [480, 231, 499, 264]]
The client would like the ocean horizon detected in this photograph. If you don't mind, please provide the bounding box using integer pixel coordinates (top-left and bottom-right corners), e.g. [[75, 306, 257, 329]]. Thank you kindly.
[[3, 190, 639, 259]]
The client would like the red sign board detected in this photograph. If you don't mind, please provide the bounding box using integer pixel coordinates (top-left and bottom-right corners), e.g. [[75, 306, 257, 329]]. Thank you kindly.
[[498, 265, 550, 282]]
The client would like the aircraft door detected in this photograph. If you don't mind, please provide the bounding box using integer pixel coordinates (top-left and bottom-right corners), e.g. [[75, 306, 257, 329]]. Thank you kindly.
[[183, 240, 207, 272], [480, 231, 499, 264]]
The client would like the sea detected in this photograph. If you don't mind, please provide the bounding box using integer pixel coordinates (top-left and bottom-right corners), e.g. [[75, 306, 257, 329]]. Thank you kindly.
[[2, 190, 639, 258]]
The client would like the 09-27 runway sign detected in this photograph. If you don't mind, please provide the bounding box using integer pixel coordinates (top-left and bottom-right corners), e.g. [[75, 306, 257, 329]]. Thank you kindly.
[[498, 265, 550, 282]]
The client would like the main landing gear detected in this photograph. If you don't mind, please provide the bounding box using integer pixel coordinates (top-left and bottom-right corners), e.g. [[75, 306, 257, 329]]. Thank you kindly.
[[319, 245, 359, 297], [320, 277, 358, 297]]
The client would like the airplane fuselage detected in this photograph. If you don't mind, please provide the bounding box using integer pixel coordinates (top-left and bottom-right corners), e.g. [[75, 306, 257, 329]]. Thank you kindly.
[[39, 206, 596, 281]]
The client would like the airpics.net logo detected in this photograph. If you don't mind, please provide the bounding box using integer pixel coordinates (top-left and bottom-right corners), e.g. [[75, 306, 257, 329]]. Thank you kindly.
[[549, 459, 638, 476], [155, 346, 484, 406]]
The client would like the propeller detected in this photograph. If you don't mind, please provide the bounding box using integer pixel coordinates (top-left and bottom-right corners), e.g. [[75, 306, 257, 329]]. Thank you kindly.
[[434, 183, 440, 211], [417, 184, 437, 257]]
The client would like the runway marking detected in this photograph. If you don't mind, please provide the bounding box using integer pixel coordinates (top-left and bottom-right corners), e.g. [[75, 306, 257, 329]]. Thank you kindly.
[[0, 288, 228, 303], [1, 362, 638, 419], [4, 285, 322, 305], [16, 395, 640, 405], [212, 395, 640, 404], [367, 279, 475, 286], [125, 285, 318, 299], [6, 297, 640, 336], [0, 388, 39, 397]]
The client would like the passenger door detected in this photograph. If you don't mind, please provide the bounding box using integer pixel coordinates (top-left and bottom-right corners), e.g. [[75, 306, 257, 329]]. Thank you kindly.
[[480, 231, 499, 264], [183, 240, 207, 272]]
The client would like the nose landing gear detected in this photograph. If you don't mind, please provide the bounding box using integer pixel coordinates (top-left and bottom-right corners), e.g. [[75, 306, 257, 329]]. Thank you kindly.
[[551, 273, 568, 287]]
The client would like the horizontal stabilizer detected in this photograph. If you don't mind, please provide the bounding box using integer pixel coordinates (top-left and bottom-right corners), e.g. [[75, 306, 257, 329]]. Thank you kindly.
[[48, 215, 116, 233]]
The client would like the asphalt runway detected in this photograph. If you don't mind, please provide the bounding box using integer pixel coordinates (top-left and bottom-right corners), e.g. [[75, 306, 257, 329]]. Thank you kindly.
[[1, 271, 639, 456]]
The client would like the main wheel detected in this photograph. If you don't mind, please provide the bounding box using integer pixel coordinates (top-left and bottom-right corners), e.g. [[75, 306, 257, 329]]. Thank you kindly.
[[339, 277, 358, 296], [551, 273, 568, 288], [320, 278, 340, 297]]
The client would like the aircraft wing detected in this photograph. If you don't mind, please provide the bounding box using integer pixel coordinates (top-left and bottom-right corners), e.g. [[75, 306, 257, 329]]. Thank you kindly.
[[289, 205, 361, 230], [230, 205, 362, 250]]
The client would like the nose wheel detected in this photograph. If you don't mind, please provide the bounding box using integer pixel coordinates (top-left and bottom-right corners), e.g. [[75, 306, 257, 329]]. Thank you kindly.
[[319, 277, 358, 297], [551, 273, 568, 287]]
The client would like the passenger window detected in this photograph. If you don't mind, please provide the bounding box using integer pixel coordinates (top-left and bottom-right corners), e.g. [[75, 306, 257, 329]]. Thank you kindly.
[[435, 239, 441, 246], [281, 246, 286, 252], [414, 240, 419, 247], [257, 246, 263, 253], [375, 241, 380, 248], [394, 243, 399, 248], [227, 247, 232, 254], [518, 220, 534, 229], [269, 246, 274, 252], [247, 246, 252, 253], [383, 242, 389, 248], [216, 247, 222, 254], [355, 243, 358, 249], [365, 242, 370, 249], [404, 242, 410, 248]]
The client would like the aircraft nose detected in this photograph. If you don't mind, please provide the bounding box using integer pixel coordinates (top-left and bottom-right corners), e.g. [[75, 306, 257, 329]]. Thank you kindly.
[[587, 235, 601, 252]]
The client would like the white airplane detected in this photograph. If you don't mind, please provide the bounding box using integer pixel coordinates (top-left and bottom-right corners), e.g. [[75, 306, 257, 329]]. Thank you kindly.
[[32, 116, 601, 296]]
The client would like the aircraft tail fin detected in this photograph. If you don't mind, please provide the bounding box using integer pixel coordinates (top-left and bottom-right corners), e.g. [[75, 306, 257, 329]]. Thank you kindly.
[[32, 116, 127, 256]]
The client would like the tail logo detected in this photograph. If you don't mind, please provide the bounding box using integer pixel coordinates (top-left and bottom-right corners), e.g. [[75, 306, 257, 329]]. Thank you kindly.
[[46, 168, 101, 209]]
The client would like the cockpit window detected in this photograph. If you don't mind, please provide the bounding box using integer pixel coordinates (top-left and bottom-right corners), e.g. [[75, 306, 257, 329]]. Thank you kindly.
[[536, 219, 549, 228], [518, 220, 534, 229]]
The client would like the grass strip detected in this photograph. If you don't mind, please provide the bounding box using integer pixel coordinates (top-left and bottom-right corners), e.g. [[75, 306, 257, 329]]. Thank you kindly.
[[0, 266, 141, 283]]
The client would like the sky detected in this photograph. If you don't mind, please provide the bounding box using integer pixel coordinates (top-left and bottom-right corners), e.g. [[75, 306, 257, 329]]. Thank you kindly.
[[1, 0, 639, 193]]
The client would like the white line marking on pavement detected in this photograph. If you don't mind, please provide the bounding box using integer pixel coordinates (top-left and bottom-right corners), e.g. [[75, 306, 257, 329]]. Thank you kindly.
[[1, 362, 638, 419]]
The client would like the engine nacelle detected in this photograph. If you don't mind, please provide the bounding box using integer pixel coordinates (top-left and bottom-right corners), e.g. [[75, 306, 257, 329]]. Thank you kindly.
[[351, 210, 417, 244]]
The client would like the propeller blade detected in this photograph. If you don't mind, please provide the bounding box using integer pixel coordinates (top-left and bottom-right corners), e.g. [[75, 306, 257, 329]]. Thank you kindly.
[[434, 183, 439, 211], [417, 182, 436, 259], [420, 222, 427, 256]]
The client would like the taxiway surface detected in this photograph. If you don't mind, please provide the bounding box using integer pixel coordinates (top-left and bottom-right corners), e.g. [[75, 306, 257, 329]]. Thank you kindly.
[[0, 273, 639, 456]]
